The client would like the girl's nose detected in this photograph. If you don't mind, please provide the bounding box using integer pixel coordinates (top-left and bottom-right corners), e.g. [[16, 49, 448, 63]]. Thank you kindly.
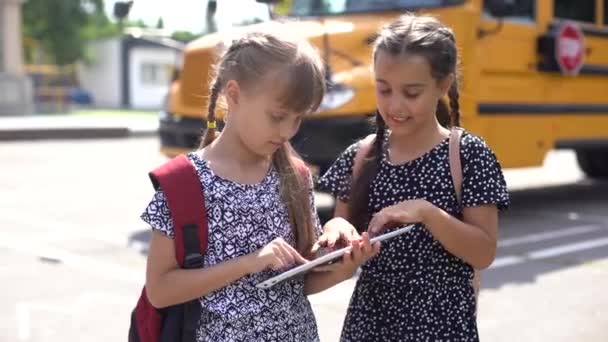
[[389, 97, 405, 116]]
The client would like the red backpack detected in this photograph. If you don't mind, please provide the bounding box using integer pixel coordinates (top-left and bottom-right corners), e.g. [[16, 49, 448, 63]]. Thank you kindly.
[[128, 154, 311, 342], [128, 154, 209, 342]]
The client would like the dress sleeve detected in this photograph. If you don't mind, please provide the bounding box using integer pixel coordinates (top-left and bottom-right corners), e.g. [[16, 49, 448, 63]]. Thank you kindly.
[[140, 189, 175, 238], [317, 142, 360, 201], [461, 134, 510, 210]]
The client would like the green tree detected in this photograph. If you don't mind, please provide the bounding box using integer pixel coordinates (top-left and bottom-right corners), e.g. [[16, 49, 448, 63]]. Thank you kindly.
[[22, 0, 118, 65], [171, 31, 200, 43], [156, 17, 164, 29]]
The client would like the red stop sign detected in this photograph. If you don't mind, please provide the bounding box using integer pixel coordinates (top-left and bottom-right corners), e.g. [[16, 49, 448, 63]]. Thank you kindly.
[[555, 22, 585, 76]]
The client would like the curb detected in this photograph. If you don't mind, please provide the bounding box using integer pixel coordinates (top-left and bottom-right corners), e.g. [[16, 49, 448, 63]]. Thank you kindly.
[[0, 117, 159, 141]]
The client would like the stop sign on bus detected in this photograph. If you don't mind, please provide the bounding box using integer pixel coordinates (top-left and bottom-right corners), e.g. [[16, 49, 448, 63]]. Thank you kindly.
[[555, 22, 585, 76]]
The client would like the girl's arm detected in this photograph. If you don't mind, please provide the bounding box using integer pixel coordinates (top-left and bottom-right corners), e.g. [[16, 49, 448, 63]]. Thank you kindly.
[[422, 203, 498, 269], [368, 200, 498, 269], [145, 230, 306, 308]]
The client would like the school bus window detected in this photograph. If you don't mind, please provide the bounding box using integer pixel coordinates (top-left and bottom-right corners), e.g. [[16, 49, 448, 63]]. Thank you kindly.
[[483, 0, 534, 20], [604, 0, 607, 25], [554, 0, 595, 23], [291, 0, 464, 16]]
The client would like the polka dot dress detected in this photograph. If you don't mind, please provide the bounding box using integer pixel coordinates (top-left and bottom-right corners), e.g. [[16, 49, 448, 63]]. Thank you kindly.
[[318, 130, 509, 342]]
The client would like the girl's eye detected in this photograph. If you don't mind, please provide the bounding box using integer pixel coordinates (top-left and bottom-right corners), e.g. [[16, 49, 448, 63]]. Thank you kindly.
[[378, 88, 391, 95], [404, 92, 420, 99], [270, 113, 286, 122]]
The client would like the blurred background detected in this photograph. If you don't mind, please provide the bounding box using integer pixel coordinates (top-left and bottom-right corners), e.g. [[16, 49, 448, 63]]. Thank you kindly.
[[1, 0, 607, 341]]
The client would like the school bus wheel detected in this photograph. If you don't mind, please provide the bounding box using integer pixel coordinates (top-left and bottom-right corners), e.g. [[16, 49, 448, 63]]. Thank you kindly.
[[576, 150, 608, 179]]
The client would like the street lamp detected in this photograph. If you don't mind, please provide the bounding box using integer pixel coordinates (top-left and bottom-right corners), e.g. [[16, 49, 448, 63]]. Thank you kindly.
[[113, 1, 134, 33]]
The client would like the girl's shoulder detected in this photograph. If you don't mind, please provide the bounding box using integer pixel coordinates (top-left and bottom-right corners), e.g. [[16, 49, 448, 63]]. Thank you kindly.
[[186, 150, 208, 169], [345, 134, 377, 161], [458, 130, 498, 160]]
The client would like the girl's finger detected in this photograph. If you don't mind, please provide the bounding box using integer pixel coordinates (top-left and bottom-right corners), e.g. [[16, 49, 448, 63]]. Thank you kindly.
[[280, 245, 296, 266], [350, 240, 363, 263], [368, 215, 386, 234], [282, 241, 309, 265], [270, 255, 286, 270], [327, 231, 341, 248], [310, 241, 322, 254], [342, 249, 354, 267], [360, 232, 373, 254]]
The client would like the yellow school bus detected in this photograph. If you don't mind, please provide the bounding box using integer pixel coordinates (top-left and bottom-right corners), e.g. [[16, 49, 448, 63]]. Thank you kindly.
[[159, 0, 608, 177]]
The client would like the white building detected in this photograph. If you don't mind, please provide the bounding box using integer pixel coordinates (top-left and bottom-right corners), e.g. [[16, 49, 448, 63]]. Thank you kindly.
[[79, 34, 183, 110], [0, 0, 32, 116]]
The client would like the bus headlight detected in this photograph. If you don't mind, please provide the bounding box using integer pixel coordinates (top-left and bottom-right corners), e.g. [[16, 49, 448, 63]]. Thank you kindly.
[[319, 84, 355, 111]]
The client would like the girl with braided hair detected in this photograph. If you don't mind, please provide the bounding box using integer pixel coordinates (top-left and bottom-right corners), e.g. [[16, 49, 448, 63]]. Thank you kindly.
[[141, 31, 379, 342], [316, 13, 510, 341]]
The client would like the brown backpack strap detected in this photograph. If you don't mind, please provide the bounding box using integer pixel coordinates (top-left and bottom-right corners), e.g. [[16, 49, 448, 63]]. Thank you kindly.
[[449, 127, 464, 207], [448, 127, 480, 310], [355, 130, 463, 205], [352, 134, 377, 181]]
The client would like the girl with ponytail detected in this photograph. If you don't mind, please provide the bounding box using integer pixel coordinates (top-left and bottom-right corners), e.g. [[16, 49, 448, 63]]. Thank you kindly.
[[141, 31, 378, 342]]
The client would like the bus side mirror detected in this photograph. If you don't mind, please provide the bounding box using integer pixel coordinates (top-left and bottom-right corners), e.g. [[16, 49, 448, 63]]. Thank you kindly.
[[485, 0, 514, 18]]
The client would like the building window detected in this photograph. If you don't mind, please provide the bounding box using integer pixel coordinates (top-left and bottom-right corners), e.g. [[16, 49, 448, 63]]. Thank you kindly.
[[554, 0, 595, 23], [140, 63, 171, 85], [484, 0, 535, 21]]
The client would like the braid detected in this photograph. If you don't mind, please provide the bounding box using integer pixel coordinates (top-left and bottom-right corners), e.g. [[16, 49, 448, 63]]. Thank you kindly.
[[199, 37, 256, 149], [226, 38, 250, 55], [348, 111, 387, 232], [436, 98, 450, 128], [373, 112, 386, 163], [201, 77, 221, 148], [448, 79, 461, 127]]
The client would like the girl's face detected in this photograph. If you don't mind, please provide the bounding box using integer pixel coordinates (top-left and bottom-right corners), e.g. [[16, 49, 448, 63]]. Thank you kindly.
[[224, 76, 304, 157], [374, 50, 452, 136]]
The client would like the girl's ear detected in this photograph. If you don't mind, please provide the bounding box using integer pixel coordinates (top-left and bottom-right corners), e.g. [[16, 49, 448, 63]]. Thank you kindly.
[[224, 80, 240, 108], [438, 74, 454, 97]]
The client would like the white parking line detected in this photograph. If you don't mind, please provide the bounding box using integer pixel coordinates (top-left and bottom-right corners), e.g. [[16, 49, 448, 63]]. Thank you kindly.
[[498, 225, 601, 248], [490, 255, 526, 268], [528, 237, 608, 260], [492, 237, 608, 269]]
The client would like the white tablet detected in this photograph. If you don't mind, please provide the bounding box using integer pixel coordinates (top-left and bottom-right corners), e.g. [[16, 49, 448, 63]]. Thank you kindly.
[[255, 224, 415, 289]]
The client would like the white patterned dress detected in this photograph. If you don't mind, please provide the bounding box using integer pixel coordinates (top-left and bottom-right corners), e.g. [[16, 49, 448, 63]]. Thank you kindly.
[[141, 152, 321, 342], [318, 131, 510, 342]]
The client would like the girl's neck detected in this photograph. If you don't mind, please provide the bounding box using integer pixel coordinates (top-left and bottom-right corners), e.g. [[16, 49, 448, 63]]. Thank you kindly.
[[388, 118, 449, 163], [204, 128, 271, 171]]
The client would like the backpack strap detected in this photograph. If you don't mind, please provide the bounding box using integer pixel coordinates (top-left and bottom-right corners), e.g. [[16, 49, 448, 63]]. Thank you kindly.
[[449, 127, 464, 207], [149, 154, 208, 268], [352, 134, 377, 181], [353, 129, 464, 206]]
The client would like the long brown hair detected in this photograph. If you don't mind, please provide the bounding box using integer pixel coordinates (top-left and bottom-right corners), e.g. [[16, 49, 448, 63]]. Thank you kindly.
[[348, 13, 461, 231], [201, 32, 326, 255]]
